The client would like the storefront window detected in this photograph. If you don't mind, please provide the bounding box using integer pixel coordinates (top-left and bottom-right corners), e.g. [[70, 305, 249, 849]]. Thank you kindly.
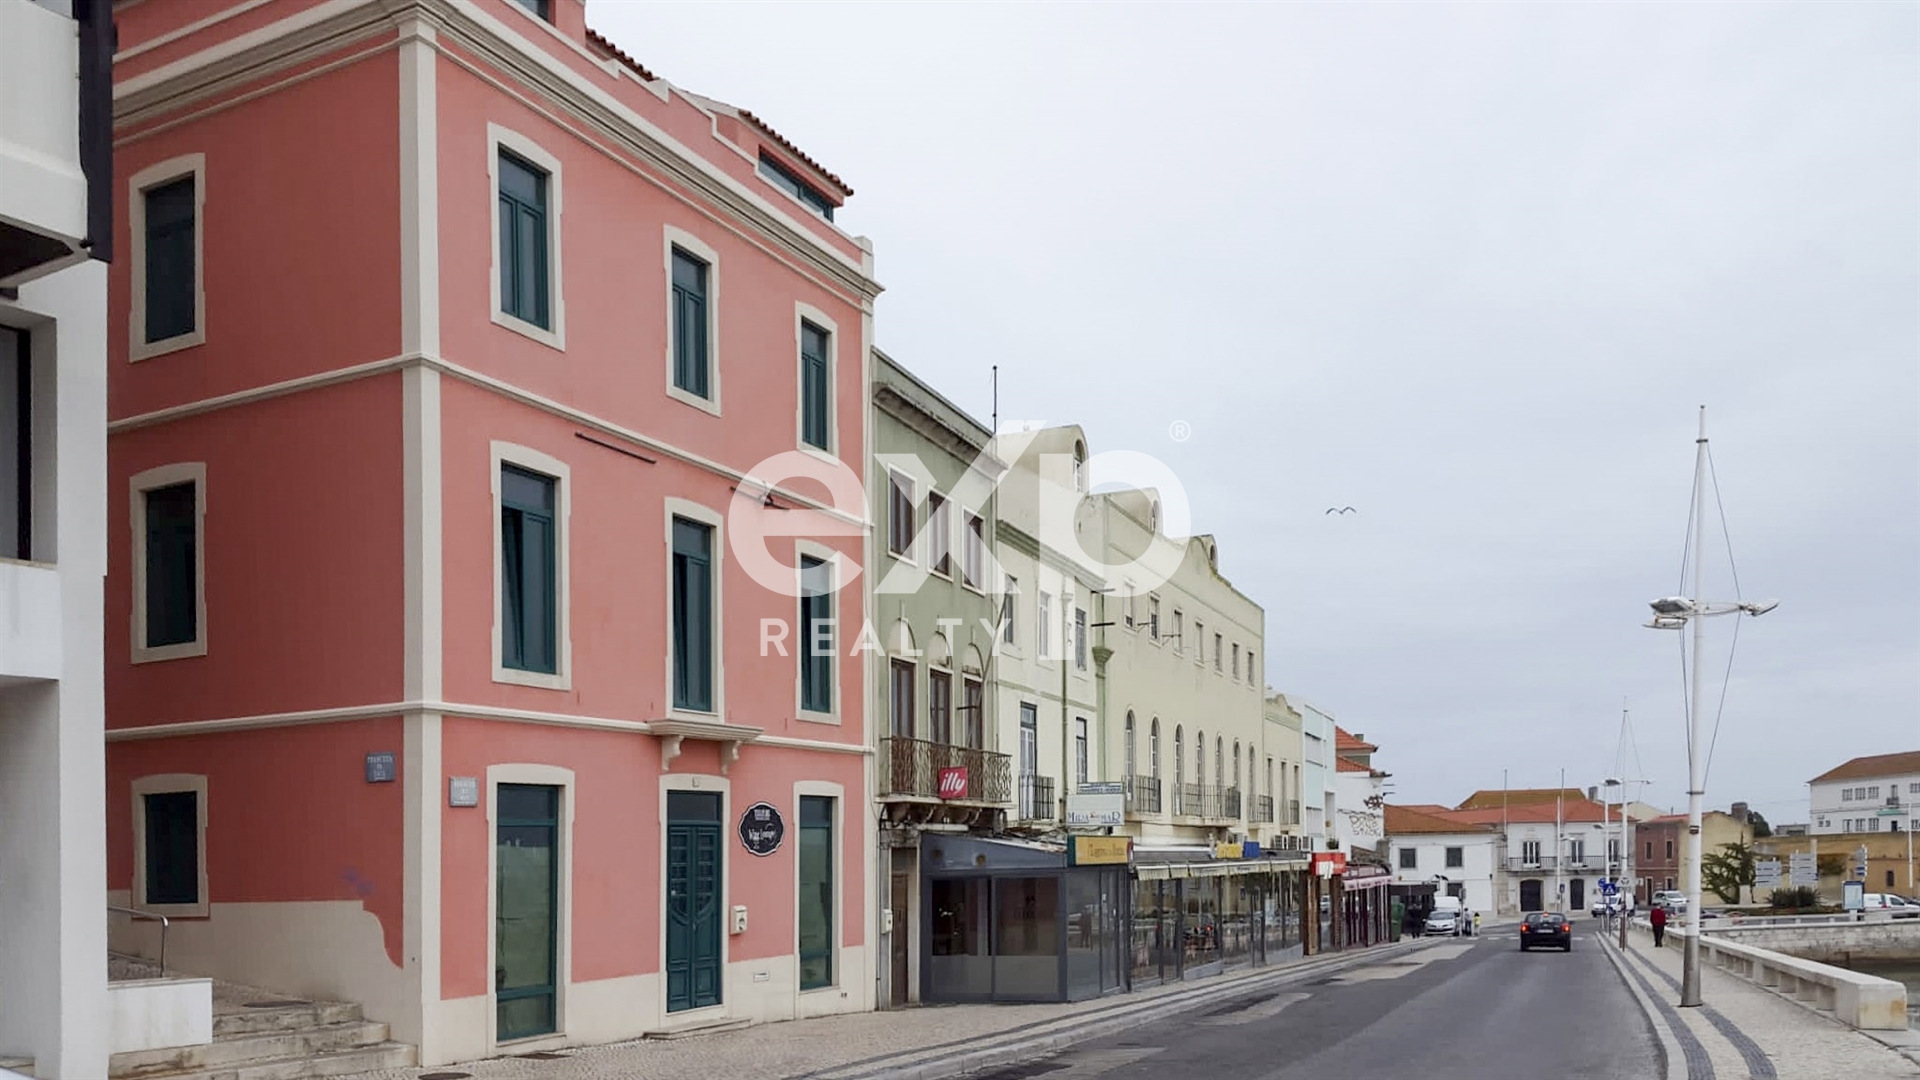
[[929, 878, 990, 997], [993, 876, 1060, 1000], [1183, 876, 1222, 970]]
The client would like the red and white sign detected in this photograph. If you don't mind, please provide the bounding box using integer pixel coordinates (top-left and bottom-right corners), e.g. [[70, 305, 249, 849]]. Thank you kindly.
[[1311, 851, 1348, 876], [937, 767, 969, 799]]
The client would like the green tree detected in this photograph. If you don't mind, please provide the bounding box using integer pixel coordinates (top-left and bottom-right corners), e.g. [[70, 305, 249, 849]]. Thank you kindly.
[[1701, 841, 1757, 904], [1746, 810, 1772, 838]]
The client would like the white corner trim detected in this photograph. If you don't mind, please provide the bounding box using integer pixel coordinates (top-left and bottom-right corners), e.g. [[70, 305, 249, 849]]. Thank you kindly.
[[663, 498, 725, 722], [485, 763, 575, 1051], [793, 540, 842, 727], [129, 461, 209, 664], [127, 153, 208, 362], [793, 301, 839, 456], [487, 123, 566, 352], [663, 225, 721, 416], [130, 773, 211, 918], [491, 441, 572, 691]]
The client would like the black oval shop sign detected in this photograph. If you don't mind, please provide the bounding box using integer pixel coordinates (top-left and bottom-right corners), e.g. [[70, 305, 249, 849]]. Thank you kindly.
[[739, 802, 785, 857]]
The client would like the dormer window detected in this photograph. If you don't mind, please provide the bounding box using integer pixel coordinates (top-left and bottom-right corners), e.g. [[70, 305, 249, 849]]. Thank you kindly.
[[509, 0, 551, 20], [758, 153, 835, 221]]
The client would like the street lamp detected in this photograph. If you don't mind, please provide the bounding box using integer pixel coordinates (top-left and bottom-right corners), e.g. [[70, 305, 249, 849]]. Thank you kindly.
[[1643, 408, 1779, 1008]]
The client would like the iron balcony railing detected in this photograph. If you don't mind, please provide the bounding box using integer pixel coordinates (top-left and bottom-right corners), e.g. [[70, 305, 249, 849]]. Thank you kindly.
[[1284, 799, 1301, 825], [1224, 787, 1243, 820], [1506, 856, 1565, 871], [878, 737, 1013, 803], [1018, 774, 1057, 822], [1176, 783, 1229, 819], [1255, 794, 1275, 823], [1126, 775, 1162, 815]]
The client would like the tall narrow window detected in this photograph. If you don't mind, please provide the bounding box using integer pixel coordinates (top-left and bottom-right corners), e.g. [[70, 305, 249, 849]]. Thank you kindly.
[[1037, 592, 1051, 658], [671, 248, 710, 398], [889, 659, 915, 738], [928, 670, 953, 745], [142, 790, 200, 906], [962, 677, 984, 749], [144, 482, 199, 649], [799, 555, 832, 714], [671, 517, 715, 711], [887, 473, 914, 558], [500, 466, 557, 674], [1001, 575, 1017, 646], [1150, 719, 1161, 782], [801, 321, 831, 449], [1124, 713, 1136, 780], [1075, 718, 1089, 787], [0, 328, 25, 561], [144, 176, 197, 343], [1149, 596, 1160, 640], [1171, 610, 1183, 653], [798, 795, 835, 990], [1074, 608, 1088, 670], [927, 492, 951, 576], [1232, 644, 1240, 680], [962, 513, 984, 588], [1214, 633, 1224, 671], [498, 150, 550, 329]]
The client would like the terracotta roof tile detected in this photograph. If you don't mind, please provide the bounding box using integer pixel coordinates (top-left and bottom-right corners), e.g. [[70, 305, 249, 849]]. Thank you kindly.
[[1386, 804, 1495, 835], [737, 108, 854, 197], [1808, 750, 1920, 784], [585, 28, 657, 82], [1456, 788, 1590, 810], [1335, 726, 1377, 752]]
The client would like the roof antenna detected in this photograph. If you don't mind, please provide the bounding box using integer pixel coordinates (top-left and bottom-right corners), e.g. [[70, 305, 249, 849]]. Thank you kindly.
[[991, 364, 998, 436]]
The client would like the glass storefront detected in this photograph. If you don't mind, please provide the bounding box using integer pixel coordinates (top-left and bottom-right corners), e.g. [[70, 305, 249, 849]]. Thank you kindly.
[[1130, 861, 1306, 987]]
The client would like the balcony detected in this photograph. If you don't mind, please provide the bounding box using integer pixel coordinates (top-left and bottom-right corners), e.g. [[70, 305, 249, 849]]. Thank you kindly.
[[1255, 794, 1274, 823], [1126, 775, 1162, 817], [1174, 783, 1230, 821], [0, 0, 109, 287], [878, 737, 1012, 804], [1017, 774, 1057, 823], [1224, 787, 1243, 820], [1506, 856, 1587, 871], [0, 559, 61, 682]]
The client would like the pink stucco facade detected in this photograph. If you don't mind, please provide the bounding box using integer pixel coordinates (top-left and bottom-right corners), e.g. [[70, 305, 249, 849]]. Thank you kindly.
[[106, 0, 877, 1063]]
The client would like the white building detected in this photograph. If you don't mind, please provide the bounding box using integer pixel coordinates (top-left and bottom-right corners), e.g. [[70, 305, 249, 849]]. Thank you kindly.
[[1331, 727, 1386, 858], [0, 0, 113, 1074], [1808, 751, 1920, 836], [1384, 806, 1499, 915], [1283, 696, 1337, 853]]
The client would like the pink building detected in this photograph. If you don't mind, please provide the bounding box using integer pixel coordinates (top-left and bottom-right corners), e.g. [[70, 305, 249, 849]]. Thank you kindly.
[[105, 0, 878, 1064]]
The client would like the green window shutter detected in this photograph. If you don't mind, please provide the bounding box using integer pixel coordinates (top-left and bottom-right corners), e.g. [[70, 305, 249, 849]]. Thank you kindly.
[[798, 796, 834, 989], [800, 322, 829, 449], [501, 465, 557, 674], [498, 152, 550, 330], [672, 517, 714, 711], [671, 249, 710, 398], [144, 177, 196, 343], [143, 482, 197, 647]]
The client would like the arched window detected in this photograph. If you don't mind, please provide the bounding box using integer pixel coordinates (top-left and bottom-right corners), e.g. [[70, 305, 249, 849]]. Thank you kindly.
[[1215, 736, 1225, 791], [1173, 725, 1185, 814], [1149, 718, 1161, 780], [1233, 742, 1242, 792], [1196, 730, 1206, 791], [1124, 712, 1136, 781]]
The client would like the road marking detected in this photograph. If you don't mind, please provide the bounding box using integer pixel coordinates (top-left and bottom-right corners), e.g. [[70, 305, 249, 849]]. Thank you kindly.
[[1326, 942, 1476, 982], [1032, 1048, 1166, 1078], [1200, 991, 1310, 1025]]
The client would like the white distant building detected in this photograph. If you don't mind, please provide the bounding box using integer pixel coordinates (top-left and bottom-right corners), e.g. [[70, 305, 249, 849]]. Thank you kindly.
[[1385, 805, 1499, 914], [1808, 751, 1920, 836]]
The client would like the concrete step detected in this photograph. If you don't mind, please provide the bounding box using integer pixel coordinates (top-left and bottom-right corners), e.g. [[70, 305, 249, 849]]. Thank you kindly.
[[212, 1002, 362, 1038], [110, 1021, 391, 1078], [117, 1043, 415, 1080]]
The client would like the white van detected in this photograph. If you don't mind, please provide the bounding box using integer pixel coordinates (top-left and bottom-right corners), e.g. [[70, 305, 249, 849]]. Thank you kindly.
[[1425, 895, 1471, 936]]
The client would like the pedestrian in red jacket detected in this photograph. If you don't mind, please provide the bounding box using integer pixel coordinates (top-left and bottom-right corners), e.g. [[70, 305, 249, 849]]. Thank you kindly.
[[1650, 904, 1668, 948]]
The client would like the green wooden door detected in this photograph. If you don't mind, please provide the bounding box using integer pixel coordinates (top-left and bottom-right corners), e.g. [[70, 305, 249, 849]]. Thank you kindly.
[[666, 792, 723, 1012], [496, 784, 559, 1040]]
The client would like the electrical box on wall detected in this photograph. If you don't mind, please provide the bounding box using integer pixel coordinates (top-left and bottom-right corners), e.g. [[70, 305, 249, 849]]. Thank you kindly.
[[731, 905, 748, 935]]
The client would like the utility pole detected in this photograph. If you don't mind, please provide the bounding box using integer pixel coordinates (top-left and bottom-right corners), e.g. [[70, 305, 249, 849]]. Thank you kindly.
[[1556, 768, 1565, 913], [1681, 407, 1709, 1008]]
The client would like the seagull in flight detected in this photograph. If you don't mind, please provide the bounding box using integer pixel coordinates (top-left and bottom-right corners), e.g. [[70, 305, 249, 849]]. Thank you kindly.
[[1325, 506, 1357, 515]]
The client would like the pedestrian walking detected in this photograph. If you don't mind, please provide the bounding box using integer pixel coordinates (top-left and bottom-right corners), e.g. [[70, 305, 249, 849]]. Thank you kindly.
[[1650, 903, 1667, 948]]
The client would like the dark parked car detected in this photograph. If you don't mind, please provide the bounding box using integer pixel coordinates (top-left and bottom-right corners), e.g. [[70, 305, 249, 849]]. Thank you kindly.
[[1520, 911, 1572, 951]]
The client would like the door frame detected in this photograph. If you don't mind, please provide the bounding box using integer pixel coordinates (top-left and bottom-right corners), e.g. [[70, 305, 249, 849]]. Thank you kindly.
[[792, 780, 846, 1015], [485, 763, 576, 1054], [659, 774, 729, 1027]]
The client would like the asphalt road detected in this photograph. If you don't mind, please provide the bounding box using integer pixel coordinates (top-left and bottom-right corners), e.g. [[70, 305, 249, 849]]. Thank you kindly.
[[973, 927, 1662, 1080]]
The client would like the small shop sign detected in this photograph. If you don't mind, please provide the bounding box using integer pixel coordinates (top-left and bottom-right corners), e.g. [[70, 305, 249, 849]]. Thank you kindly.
[[365, 752, 396, 784], [1066, 781, 1125, 826], [739, 802, 785, 856], [1068, 835, 1132, 866], [936, 767, 970, 800]]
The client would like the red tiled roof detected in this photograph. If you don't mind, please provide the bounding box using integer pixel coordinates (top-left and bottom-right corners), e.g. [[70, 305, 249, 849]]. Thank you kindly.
[[1335, 727, 1377, 753], [1386, 804, 1495, 835], [585, 28, 657, 82], [1808, 751, 1920, 784], [1456, 788, 1588, 810], [738, 108, 854, 197], [1442, 800, 1610, 826]]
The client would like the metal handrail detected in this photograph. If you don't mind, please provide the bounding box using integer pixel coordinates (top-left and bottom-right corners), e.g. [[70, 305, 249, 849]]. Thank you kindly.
[[108, 904, 168, 974]]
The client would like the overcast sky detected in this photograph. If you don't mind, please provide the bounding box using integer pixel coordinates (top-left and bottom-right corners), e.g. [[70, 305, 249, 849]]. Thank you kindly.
[[595, 2, 1919, 820]]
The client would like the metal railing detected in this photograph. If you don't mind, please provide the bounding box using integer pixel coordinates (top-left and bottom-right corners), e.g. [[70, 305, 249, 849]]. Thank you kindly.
[[1505, 856, 1568, 871], [1284, 799, 1301, 825], [878, 737, 1013, 803], [1255, 794, 1275, 823], [1176, 783, 1228, 819], [1126, 775, 1162, 815], [108, 905, 169, 974], [1224, 787, 1243, 820], [1018, 773, 1057, 822]]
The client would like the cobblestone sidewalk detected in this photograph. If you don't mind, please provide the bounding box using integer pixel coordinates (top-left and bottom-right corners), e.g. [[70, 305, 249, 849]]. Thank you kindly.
[[1613, 924, 1920, 1080]]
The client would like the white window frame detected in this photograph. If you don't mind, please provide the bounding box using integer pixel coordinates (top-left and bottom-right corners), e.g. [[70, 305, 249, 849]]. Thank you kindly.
[[1149, 595, 1160, 642], [960, 509, 985, 594], [130, 462, 208, 663], [131, 773, 210, 918], [794, 302, 839, 457], [663, 225, 721, 415], [128, 154, 208, 362], [1171, 609, 1183, 654], [999, 574, 1019, 652], [924, 490, 952, 580], [794, 780, 846, 1005], [885, 469, 916, 564], [488, 124, 566, 351], [665, 498, 726, 720], [486, 763, 575, 1051], [794, 540, 842, 726], [1037, 590, 1052, 660], [491, 442, 572, 690]]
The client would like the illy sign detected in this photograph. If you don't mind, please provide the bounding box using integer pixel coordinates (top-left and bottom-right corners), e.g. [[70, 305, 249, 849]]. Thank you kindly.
[[937, 767, 970, 800]]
